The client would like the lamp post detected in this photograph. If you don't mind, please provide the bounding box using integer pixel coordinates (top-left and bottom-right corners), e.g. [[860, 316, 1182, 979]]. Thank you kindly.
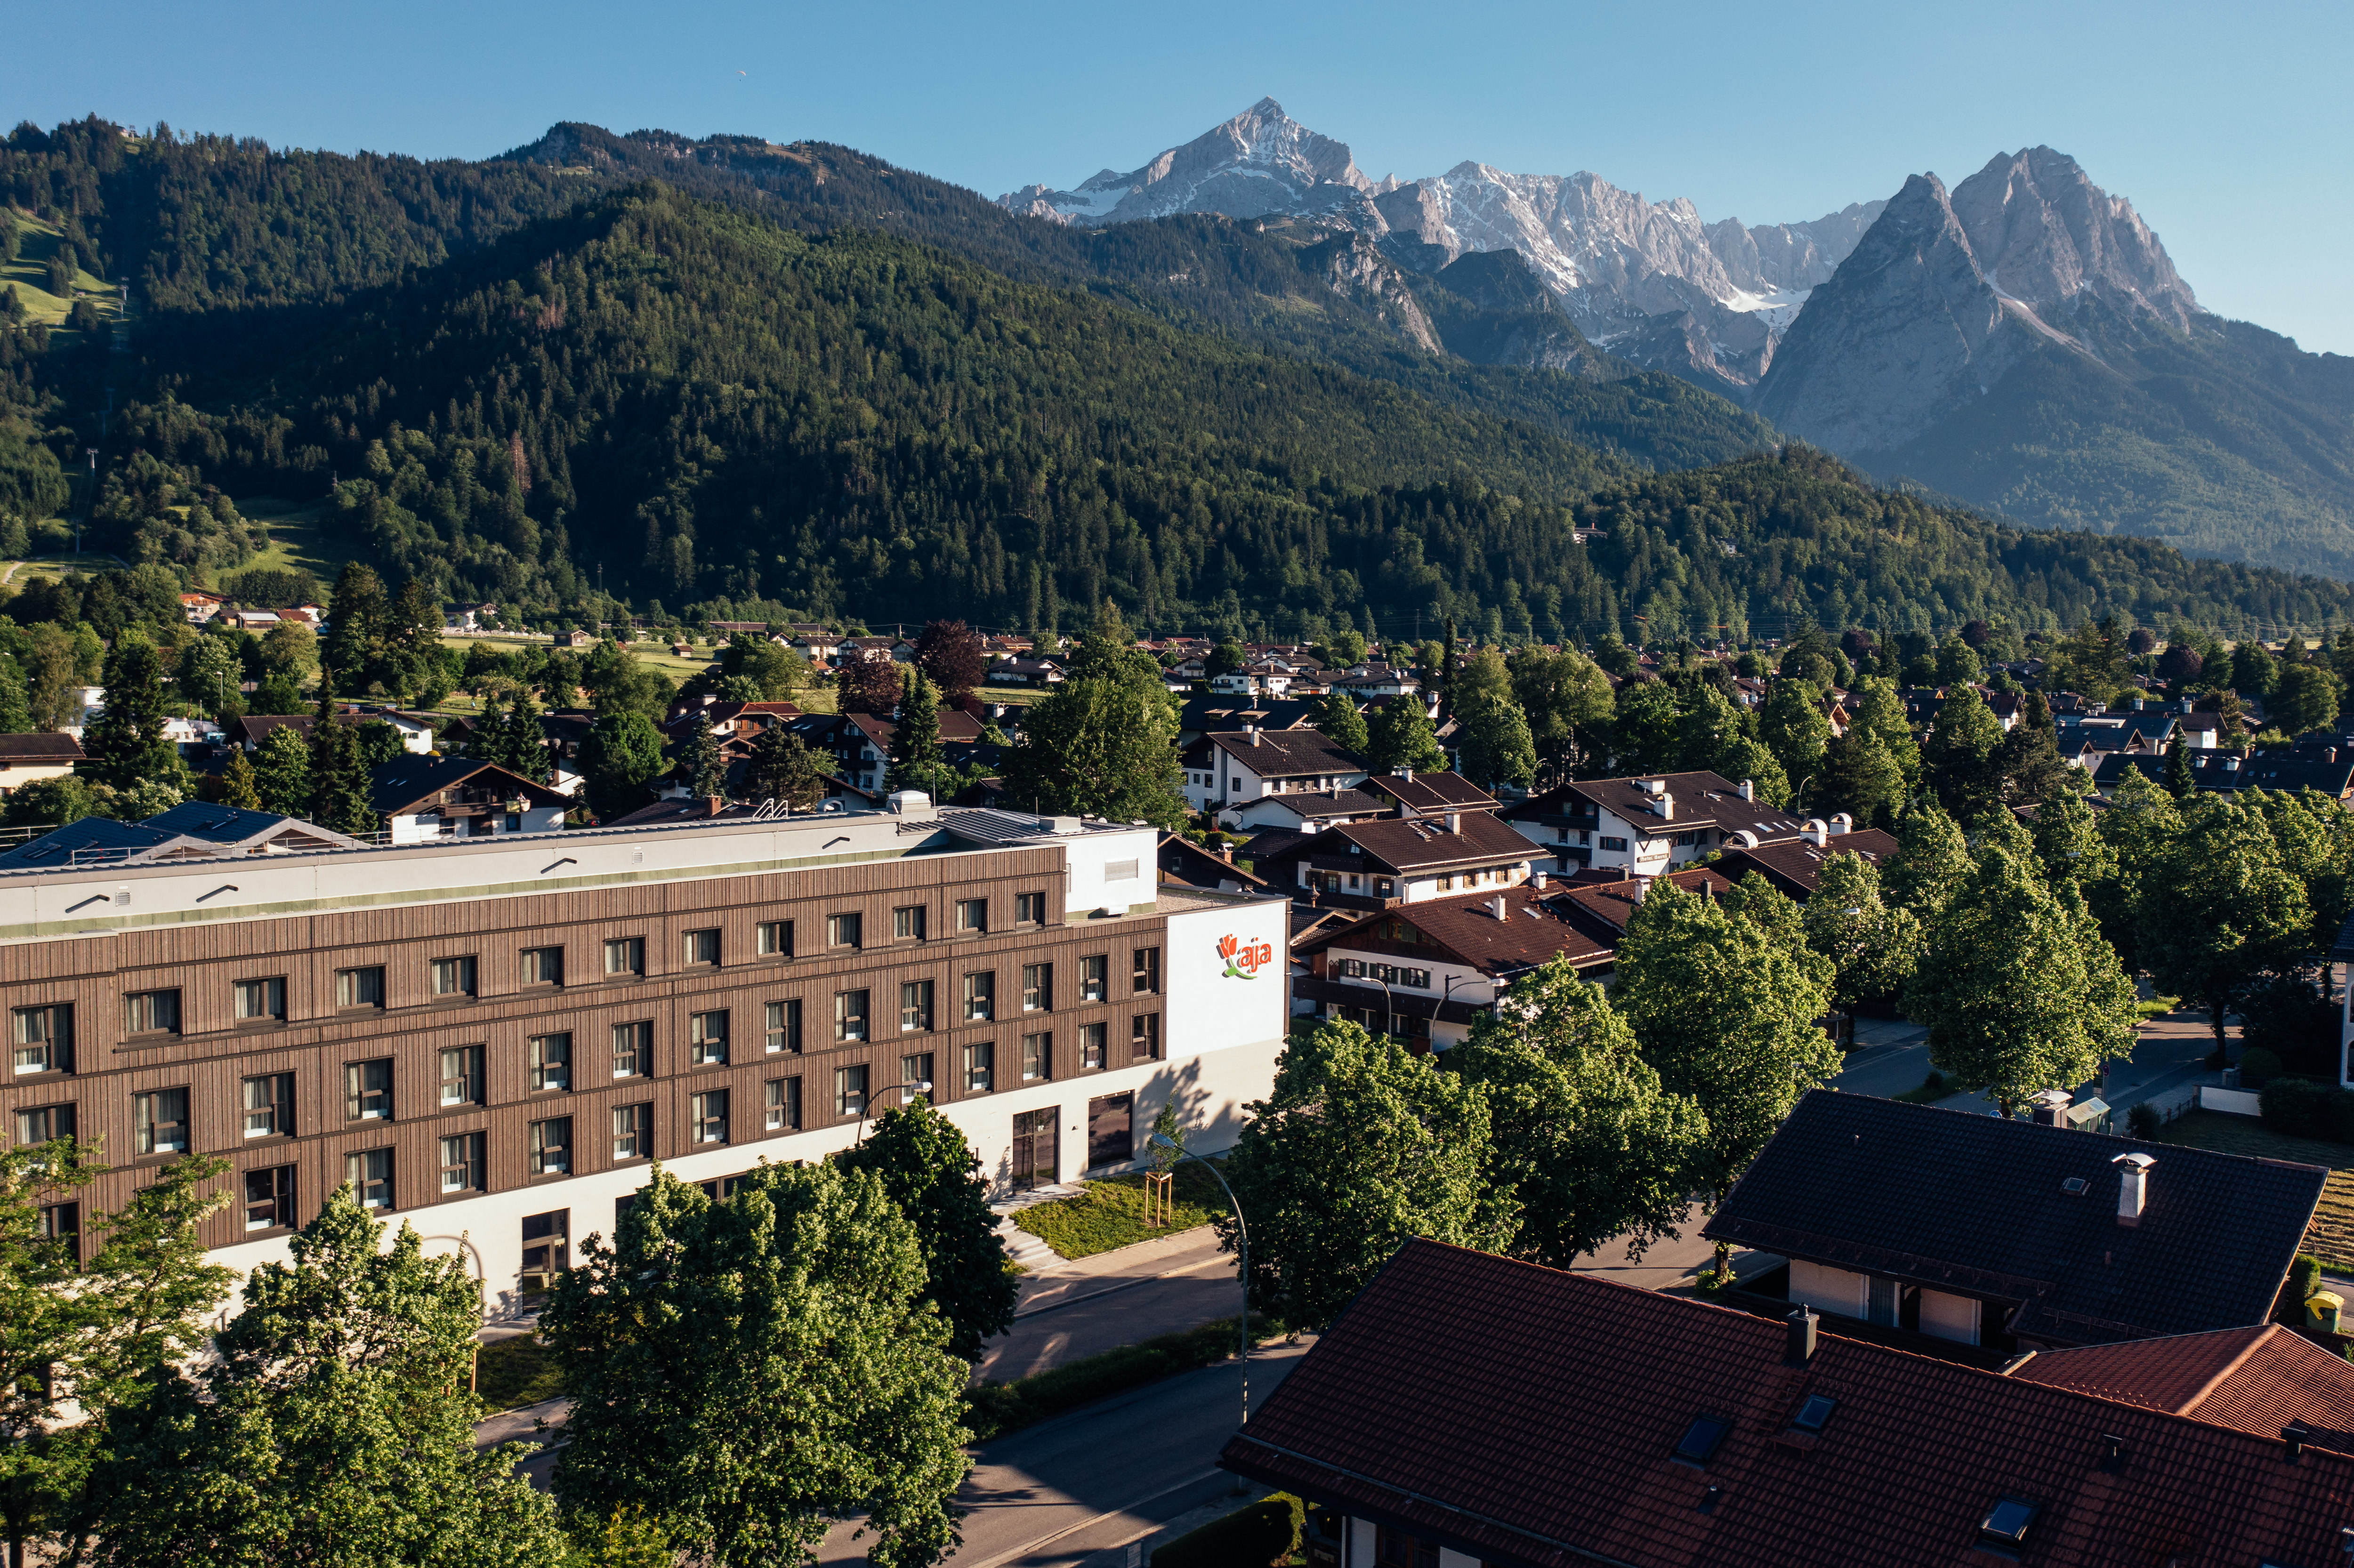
[[855, 1077, 932, 1146], [1150, 1131, 1251, 1425], [1367, 973, 1394, 1041]]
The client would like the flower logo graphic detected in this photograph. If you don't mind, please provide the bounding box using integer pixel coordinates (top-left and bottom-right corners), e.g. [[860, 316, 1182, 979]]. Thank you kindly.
[[1217, 933, 1272, 979]]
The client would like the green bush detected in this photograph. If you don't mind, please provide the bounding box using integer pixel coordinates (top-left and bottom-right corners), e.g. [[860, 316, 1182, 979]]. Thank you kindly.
[[2239, 1047, 2286, 1087], [2241, 972, 2340, 1078], [965, 1314, 1273, 1442], [2127, 1102, 2162, 1140], [1153, 1493, 1304, 1568], [2259, 1076, 2329, 1136], [2293, 1254, 2325, 1303]]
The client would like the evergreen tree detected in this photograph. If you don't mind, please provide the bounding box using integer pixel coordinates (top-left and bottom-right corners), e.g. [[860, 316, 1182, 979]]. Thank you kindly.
[[384, 577, 449, 705], [887, 670, 949, 797], [579, 711, 666, 818], [1995, 691, 2074, 805], [1363, 695, 1446, 776], [1605, 680, 1679, 776], [500, 690, 550, 784], [2164, 732, 2195, 797], [834, 1100, 1020, 1361], [322, 563, 392, 691], [1002, 617, 1186, 826], [306, 688, 377, 836], [1436, 615, 1459, 721], [84, 633, 185, 794], [684, 711, 726, 801], [0, 653, 28, 735], [219, 748, 262, 810], [252, 724, 313, 817], [744, 724, 828, 812], [1310, 690, 1370, 755]]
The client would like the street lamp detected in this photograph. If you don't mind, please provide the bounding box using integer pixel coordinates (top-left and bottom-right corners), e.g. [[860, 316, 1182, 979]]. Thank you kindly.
[[1149, 1131, 1252, 1426], [855, 1077, 932, 1145]]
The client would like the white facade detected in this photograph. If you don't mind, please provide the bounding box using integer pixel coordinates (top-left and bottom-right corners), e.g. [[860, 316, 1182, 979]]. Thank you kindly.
[[1789, 1259, 1982, 1346], [384, 801, 568, 845]]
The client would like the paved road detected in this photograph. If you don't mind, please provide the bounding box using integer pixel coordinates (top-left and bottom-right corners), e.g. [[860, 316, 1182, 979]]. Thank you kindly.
[[1831, 1006, 2224, 1118], [976, 1228, 1239, 1384]]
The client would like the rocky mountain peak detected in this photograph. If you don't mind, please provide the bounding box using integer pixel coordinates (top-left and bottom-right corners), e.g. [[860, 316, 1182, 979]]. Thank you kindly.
[[1948, 146, 2198, 329], [996, 97, 1372, 228]]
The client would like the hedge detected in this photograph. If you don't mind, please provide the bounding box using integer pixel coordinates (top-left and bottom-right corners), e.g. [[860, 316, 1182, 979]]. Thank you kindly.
[[1153, 1494, 1304, 1568], [965, 1314, 1275, 1442], [2259, 1077, 2354, 1142]]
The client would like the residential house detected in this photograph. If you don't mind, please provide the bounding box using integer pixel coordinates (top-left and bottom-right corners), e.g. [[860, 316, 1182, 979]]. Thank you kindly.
[[555, 628, 594, 649], [442, 602, 500, 633], [1179, 729, 1370, 825], [1703, 1090, 2325, 1351], [1712, 823, 1898, 898], [1175, 696, 1317, 749], [179, 589, 224, 624], [1220, 787, 1391, 836], [0, 733, 86, 797], [1245, 809, 1540, 912], [1218, 1238, 2354, 1568], [1500, 770, 1814, 876], [1358, 770, 1499, 819], [985, 658, 1065, 688], [0, 803, 365, 868], [371, 757, 572, 844], [2093, 749, 2354, 801], [2010, 1322, 2354, 1441], [1155, 832, 1274, 898], [791, 630, 845, 665]]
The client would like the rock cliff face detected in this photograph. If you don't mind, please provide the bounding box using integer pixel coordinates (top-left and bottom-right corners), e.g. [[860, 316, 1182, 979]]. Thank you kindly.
[[999, 97, 1377, 228]]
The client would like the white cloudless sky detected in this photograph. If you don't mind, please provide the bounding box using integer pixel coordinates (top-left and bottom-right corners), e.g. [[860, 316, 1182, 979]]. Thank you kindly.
[[6, 0, 2349, 352]]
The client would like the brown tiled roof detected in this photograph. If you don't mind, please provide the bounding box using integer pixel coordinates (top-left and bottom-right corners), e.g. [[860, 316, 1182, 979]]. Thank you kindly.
[[1156, 832, 1273, 893], [1555, 866, 1734, 938], [1704, 1091, 2325, 1345], [1714, 828, 1900, 898], [2012, 1323, 2354, 1447], [1504, 769, 1813, 843], [1319, 809, 1537, 876], [0, 732, 85, 763], [1244, 788, 1388, 823], [1221, 1240, 2354, 1568], [1202, 728, 1367, 778], [1358, 771, 1499, 814], [1301, 883, 1612, 976]]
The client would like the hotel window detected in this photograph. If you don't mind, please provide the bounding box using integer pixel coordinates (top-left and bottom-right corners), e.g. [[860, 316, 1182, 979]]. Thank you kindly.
[[124, 989, 180, 1037], [1080, 955, 1108, 1003], [234, 977, 287, 1021], [688, 1011, 729, 1066], [900, 1053, 934, 1099], [612, 1021, 652, 1077], [612, 1103, 650, 1160], [244, 1166, 296, 1231], [963, 972, 995, 1023], [529, 1032, 572, 1092], [955, 898, 988, 934], [604, 937, 645, 977], [345, 1059, 394, 1122], [38, 1202, 78, 1252], [1081, 1022, 1107, 1070], [683, 928, 721, 967], [1022, 963, 1052, 1012], [1376, 1526, 1441, 1568], [133, 1088, 189, 1156], [528, 1117, 572, 1177], [691, 1090, 730, 1146], [827, 913, 863, 950], [15, 1103, 75, 1147], [765, 999, 802, 1054], [346, 1148, 394, 1209], [1022, 1033, 1052, 1083], [834, 989, 870, 1044], [900, 981, 934, 1033], [440, 1045, 484, 1106], [1130, 1013, 1161, 1062], [834, 1065, 869, 1119], [893, 905, 927, 941], [334, 965, 385, 1009], [520, 946, 564, 986], [520, 1211, 567, 1293], [12, 1005, 73, 1074], [963, 1041, 995, 1094], [1599, 836, 1628, 853], [758, 920, 793, 957], [1132, 949, 1161, 995], [440, 1132, 484, 1194], [1400, 967, 1431, 989], [766, 1077, 801, 1132], [429, 956, 476, 998], [1015, 891, 1046, 925], [242, 1073, 294, 1138]]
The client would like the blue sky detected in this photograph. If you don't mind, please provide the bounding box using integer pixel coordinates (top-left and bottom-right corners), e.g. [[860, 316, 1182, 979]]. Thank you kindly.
[[7, 0, 2350, 353]]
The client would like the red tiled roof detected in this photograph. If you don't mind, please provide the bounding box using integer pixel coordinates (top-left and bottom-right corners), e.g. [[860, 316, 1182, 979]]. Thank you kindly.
[[1222, 1239, 2354, 1568], [2013, 1323, 2354, 1446], [1555, 866, 1734, 937]]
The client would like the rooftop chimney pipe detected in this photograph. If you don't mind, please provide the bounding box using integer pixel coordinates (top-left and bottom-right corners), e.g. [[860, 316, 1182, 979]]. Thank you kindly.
[[1739, 778, 1755, 802], [2113, 1151, 2154, 1227], [1490, 893, 1506, 920], [1786, 1308, 1818, 1366], [1444, 811, 1461, 833]]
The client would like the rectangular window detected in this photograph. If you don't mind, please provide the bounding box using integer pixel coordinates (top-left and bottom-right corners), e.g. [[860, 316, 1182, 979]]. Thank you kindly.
[[691, 1090, 729, 1145], [900, 1053, 935, 1099], [334, 966, 384, 1009], [900, 980, 934, 1033], [242, 1073, 294, 1138], [766, 1077, 801, 1132], [955, 898, 988, 934], [963, 1040, 995, 1094], [682, 928, 721, 967], [529, 1117, 572, 1177], [893, 905, 927, 941], [1016, 891, 1046, 925], [345, 1059, 393, 1122], [1105, 859, 1139, 883], [124, 989, 181, 1036], [834, 1064, 870, 1119], [1599, 836, 1629, 852], [1401, 967, 1432, 989], [963, 972, 995, 1023], [520, 1211, 568, 1293], [529, 1032, 572, 1092], [439, 1132, 484, 1193], [440, 1045, 484, 1107], [1080, 955, 1108, 1003], [1022, 1032, 1052, 1083], [1130, 1013, 1161, 1062], [612, 1021, 651, 1077], [347, 1148, 394, 1209], [1376, 1526, 1442, 1568], [1132, 949, 1161, 995], [604, 937, 645, 977], [689, 1011, 729, 1066], [1081, 1022, 1107, 1070], [38, 1202, 79, 1250], [834, 989, 870, 1043], [14, 1103, 74, 1146], [244, 1165, 295, 1231], [234, 977, 287, 1021], [520, 946, 564, 986], [133, 1087, 189, 1155], [11, 1005, 73, 1075], [1023, 963, 1053, 1013], [757, 920, 793, 957], [430, 956, 477, 998], [827, 913, 863, 950], [612, 1103, 650, 1160], [765, 999, 802, 1054]]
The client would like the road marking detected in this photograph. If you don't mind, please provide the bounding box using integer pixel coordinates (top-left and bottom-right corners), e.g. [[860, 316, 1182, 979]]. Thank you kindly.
[[954, 1468, 1221, 1568]]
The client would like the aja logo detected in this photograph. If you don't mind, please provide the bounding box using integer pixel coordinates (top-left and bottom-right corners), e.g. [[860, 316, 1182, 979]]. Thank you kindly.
[[1217, 933, 1274, 980]]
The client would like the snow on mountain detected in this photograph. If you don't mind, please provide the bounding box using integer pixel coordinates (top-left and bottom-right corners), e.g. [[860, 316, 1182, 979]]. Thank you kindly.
[[1000, 97, 1379, 229]]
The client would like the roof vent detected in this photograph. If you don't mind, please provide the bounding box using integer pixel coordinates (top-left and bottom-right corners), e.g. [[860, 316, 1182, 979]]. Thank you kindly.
[[1532, 870, 1548, 891], [2113, 1151, 2154, 1227], [2029, 1088, 2073, 1126], [1489, 894, 1506, 921], [1739, 778, 1755, 802], [1799, 819, 1829, 847]]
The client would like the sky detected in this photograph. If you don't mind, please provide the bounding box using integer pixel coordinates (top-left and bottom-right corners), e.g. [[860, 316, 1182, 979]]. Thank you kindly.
[[7, 0, 2351, 353]]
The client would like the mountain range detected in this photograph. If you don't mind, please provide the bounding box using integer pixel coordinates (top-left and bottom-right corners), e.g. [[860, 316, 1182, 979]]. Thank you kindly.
[[1002, 101, 2354, 578]]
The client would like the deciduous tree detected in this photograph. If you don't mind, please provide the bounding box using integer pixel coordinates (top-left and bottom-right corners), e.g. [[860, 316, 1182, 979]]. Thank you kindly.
[[1451, 650, 1536, 789], [1802, 851, 1921, 1045], [1922, 686, 2006, 821], [1880, 805, 1973, 920], [579, 711, 666, 818], [744, 724, 829, 812], [911, 620, 985, 707], [2141, 796, 2314, 1051], [1363, 695, 1445, 776], [1757, 678, 1830, 803], [1309, 690, 1369, 756], [834, 1100, 1019, 1362]]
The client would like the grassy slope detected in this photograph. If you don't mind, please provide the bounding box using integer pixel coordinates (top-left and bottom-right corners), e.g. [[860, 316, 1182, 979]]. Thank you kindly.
[[4, 211, 125, 343], [2153, 1109, 2354, 1272]]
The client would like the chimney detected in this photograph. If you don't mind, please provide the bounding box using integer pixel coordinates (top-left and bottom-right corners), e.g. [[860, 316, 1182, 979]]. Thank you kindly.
[[1800, 819, 1829, 847], [1532, 869, 1548, 891], [1630, 873, 1651, 905], [2113, 1152, 2154, 1227], [1444, 811, 1460, 833], [2029, 1088, 2073, 1126], [1829, 812, 1853, 836], [1739, 778, 1755, 802], [1489, 893, 1506, 920], [1786, 1308, 1818, 1366], [1395, 766, 1414, 781], [1657, 793, 1675, 820], [1248, 725, 1262, 747]]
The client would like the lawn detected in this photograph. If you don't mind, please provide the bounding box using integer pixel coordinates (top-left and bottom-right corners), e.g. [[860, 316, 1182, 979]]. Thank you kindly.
[[1012, 1159, 1230, 1260], [4, 552, 122, 585], [2153, 1109, 2354, 1272], [475, 1333, 567, 1412], [4, 212, 126, 342], [232, 497, 362, 588]]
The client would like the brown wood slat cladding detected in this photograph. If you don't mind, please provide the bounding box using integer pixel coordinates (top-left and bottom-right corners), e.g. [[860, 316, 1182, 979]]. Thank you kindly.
[[0, 844, 1170, 1252]]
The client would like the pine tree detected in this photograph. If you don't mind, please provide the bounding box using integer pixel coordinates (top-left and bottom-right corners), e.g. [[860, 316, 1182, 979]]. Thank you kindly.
[[220, 748, 262, 810], [501, 690, 549, 783], [2164, 731, 2194, 797], [84, 633, 185, 794], [685, 711, 726, 800], [323, 563, 392, 692], [251, 724, 312, 816], [887, 670, 948, 797], [306, 687, 376, 836], [744, 724, 828, 812]]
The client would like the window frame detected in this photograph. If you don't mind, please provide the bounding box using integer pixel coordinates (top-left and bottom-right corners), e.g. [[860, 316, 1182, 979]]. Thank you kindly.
[[757, 919, 793, 958], [611, 1020, 652, 1078], [690, 1089, 730, 1146], [242, 1072, 294, 1139], [243, 1165, 296, 1232], [1015, 890, 1046, 925], [123, 989, 182, 1037], [1022, 1031, 1052, 1083], [347, 1147, 395, 1210], [1080, 955, 1108, 1003], [827, 912, 863, 950], [428, 955, 478, 999], [439, 1131, 485, 1194], [962, 970, 996, 1023], [440, 1045, 484, 1107], [611, 1102, 651, 1161], [963, 1039, 995, 1094], [682, 928, 722, 968], [333, 965, 385, 1010], [11, 1004, 73, 1076], [834, 989, 871, 1044], [688, 1010, 730, 1067], [834, 1064, 870, 1120], [900, 979, 935, 1033], [1022, 963, 1053, 1013], [233, 976, 288, 1022], [133, 1086, 190, 1157], [520, 946, 565, 987], [15, 1102, 76, 1147], [604, 937, 647, 978], [765, 998, 803, 1054], [766, 1077, 802, 1133], [528, 1116, 573, 1178], [955, 898, 988, 935], [892, 905, 928, 941], [1130, 1012, 1161, 1062], [1132, 948, 1161, 996], [1080, 1021, 1107, 1070], [899, 1053, 935, 1100], [345, 1058, 394, 1123], [528, 1031, 573, 1093]]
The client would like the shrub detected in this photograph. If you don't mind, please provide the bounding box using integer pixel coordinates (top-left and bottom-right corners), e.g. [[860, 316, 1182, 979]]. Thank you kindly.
[[2127, 1102, 2161, 1140], [1924, 1070, 1944, 1094], [2239, 1047, 2285, 1087], [2241, 971, 2339, 1078], [2293, 1254, 2325, 1303], [1153, 1494, 1304, 1568], [964, 1314, 1272, 1441]]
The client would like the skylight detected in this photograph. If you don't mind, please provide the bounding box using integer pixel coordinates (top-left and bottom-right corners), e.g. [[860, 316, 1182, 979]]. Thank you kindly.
[[1979, 1497, 2040, 1551], [1673, 1415, 1731, 1465], [1791, 1394, 1837, 1433]]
